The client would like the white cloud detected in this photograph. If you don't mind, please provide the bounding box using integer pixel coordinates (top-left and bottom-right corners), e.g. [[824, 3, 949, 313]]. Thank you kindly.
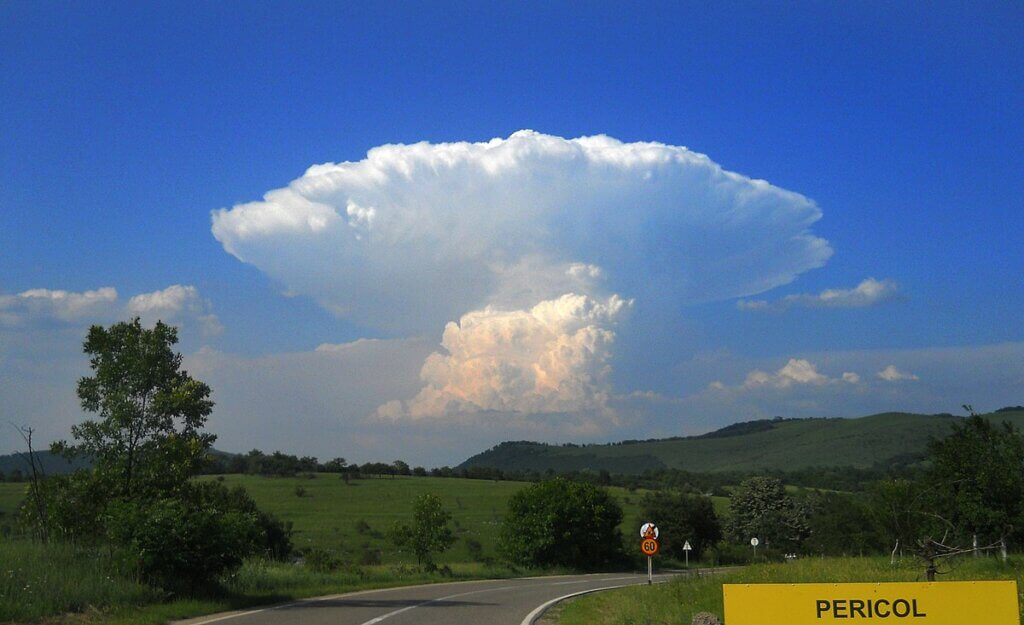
[[877, 365, 919, 381], [127, 284, 223, 336], [709, 358, 862, 391], [212, 130, 832, 334], [0, 287, 118, 324], [0, 284, 220, 335], [738, 278, 898, 311], [378, 293, 631, 422]]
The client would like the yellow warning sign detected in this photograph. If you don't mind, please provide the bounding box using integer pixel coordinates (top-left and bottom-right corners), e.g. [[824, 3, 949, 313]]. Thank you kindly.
[[723, 581, 1018, 625]]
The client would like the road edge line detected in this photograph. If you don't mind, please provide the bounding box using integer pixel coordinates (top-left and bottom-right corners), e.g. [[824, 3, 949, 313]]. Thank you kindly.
[[519, 579, 669, 625]]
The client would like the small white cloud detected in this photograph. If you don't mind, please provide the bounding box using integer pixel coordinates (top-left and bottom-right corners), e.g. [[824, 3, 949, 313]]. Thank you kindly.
[[739, 278, 898, 312], [377, 293, 631, 421], [127, 284, 223, 336], [709, 359, 862, 392], [0, 287, 118, 325], [877, 365, 919, 382]]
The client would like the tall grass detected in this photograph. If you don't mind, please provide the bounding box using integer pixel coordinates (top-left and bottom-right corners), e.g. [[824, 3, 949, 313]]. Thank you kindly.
[[0, 539, 552, 625], [554, 556, 1024, 625], [0, 540, 163, 623]]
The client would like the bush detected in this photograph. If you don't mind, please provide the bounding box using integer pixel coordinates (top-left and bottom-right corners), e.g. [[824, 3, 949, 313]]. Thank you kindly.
[[185, 482, 294, 560], [106, 497, 260, 594], [499, 478, 624, 569], [303, 547, 341, 573], [465, 537, 484, 561]]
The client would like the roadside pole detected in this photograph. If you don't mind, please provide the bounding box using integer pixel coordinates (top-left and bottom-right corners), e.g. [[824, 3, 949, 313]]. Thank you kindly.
[[683, 540, 692, 568], [640, 522, 660, 585]]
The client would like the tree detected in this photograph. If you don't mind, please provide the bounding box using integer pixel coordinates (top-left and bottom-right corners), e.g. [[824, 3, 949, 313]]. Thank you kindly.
[[804, 492, 886, 556], [499, 478, 624, 569], [866, 478, 935, 557], [53, 319, 214, 499], [926, 410, 1024, 548], [391, 493, 455, 569], [393, 460, 411, 476], [640, 491, 721, 561], [726, 476, 809, 552]]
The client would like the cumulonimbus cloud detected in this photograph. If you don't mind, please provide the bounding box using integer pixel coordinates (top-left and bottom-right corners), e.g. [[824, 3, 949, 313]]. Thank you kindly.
[[211, 131, 835, 421], [376, 293, 630, 421], [738, 278, 898, 312], [211, 130, 832, 335]]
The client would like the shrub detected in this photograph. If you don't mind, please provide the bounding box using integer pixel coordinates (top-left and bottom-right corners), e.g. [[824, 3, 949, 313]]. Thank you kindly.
[[106, 497, 260, 594], [465, 537, 484, 561], [303, 547, 341, 573]]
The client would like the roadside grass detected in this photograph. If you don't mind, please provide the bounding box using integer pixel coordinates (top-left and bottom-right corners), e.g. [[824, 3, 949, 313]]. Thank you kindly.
[[0, 542, 558, 625], [552, 556, 1024, 625], [0, 540, 163, 623]]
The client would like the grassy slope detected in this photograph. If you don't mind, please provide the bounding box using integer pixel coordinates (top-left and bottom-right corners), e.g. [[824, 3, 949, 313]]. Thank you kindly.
[[463, 411, 1024, 474], [552, 556, 1024, 625]]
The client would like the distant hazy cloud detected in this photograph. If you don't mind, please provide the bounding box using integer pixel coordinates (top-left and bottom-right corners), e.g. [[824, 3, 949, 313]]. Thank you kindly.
[[709, 358, 861, 391], [128, 285, 222, 336], [0, 284, 219, 335], [0, 287, 118, 325], [738, 278, 898, 312], [877, 365, 919, 381]]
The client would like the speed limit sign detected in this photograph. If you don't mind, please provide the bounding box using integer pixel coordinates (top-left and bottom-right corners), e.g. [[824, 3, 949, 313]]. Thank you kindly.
[[641, 538, 659, 556]]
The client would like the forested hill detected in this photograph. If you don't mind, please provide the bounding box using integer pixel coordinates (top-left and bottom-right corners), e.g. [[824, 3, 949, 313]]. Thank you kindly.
[[0, 450, 90, 477], [458, 409, 1024, 475]]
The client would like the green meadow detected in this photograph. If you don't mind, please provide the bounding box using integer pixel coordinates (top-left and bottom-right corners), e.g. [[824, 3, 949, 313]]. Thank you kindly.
[[551, 556, 1024, 624], [190, 474, 705, 563], [0, 474, 729, 624]]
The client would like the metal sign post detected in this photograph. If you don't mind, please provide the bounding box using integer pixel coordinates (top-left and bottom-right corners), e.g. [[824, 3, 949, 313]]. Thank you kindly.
[[751, 537, 759, 560], [640, 522, 660, 584], [682, 540, 692, 567]]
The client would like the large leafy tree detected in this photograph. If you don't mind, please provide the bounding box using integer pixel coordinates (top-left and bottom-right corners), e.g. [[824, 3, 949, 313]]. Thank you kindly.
[[726, 476, 810, 552], [640, 491, 721, 561], [499, 478, 624, 569], [926, 410, 1024, 547], [53, 318, 214, 499]]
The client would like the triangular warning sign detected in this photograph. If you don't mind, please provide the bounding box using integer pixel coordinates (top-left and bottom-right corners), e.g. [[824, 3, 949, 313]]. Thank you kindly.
[[683, 540, 692, 550]]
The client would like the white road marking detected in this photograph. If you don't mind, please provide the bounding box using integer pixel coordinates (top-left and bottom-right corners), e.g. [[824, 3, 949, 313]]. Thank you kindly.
[[357, 584, 520, 625], [518, 577, 674, 625]]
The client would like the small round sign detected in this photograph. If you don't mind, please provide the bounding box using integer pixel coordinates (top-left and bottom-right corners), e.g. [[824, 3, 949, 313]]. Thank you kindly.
[[750, 537, 760, 547], [641, 538, 660, 556], [640, 522, 659, 540]]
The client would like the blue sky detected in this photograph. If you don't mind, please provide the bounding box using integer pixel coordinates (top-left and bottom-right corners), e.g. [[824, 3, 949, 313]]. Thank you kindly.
[[2, 2, 1021, 465]]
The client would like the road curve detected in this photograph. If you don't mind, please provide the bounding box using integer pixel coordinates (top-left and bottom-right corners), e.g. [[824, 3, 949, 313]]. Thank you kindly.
[[175, 570, 688, 625]]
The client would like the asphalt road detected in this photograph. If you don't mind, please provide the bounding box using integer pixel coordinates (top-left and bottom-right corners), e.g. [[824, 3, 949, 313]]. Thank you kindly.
[[176, 570, 688, 625]]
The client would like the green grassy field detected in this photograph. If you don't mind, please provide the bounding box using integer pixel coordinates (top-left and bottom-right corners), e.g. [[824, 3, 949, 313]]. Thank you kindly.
[[0, 483, 25, 538], [462, 410, 1024, 474], [552, 556, 1024, 624], [195, 474, 706, 562], [0, 476, 730, 558]]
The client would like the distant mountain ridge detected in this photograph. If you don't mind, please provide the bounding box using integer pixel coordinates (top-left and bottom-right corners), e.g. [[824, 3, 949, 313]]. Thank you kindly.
[[458, 410, 1024, 475]]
